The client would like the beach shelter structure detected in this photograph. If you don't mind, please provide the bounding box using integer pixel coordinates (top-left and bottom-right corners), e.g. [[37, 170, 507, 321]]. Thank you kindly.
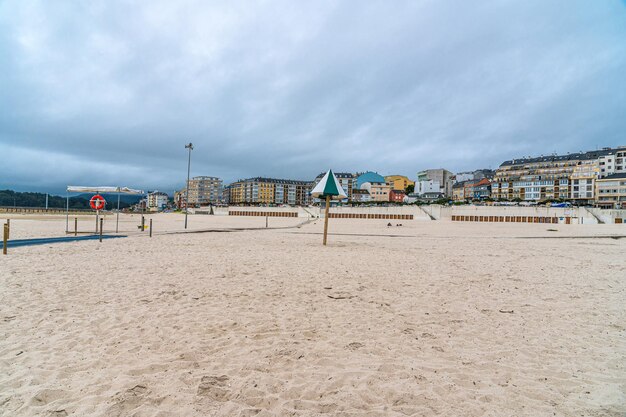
[[66, 186, 145, 233], [310, 170, 348, 245]]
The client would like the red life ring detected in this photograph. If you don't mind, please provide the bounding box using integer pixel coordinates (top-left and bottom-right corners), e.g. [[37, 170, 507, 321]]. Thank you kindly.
[[90, 194, 106, 210]]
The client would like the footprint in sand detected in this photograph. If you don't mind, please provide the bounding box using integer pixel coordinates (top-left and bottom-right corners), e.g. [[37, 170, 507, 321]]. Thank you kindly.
[[197, 375, 231, 402], [105, 384, 155, 417], [345, 342, 364, 351], [30, 389, 68, 406]]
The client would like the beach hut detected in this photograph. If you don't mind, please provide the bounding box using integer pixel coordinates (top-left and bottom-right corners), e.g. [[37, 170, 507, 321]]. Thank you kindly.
[[310, 170, 348, 245]]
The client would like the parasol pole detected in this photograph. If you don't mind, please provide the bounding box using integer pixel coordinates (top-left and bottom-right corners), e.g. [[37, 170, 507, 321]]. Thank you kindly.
[[323, 195, 330, 245]]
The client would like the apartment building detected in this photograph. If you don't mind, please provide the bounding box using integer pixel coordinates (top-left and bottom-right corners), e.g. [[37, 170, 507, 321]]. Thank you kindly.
[[389, 189, 406, 203], [184, 176, 222, 206], [351, 189, 371, 202], [595, 173, 626, 209], [492, 147, 626, 202], [384, 175, 414, 192], [598, 149, 626, 178], [228, 177, 312, 205], [147, 191, 169, 211], [416, 169, 454, 197], [454, 169, 495, 183], [313, 172, 354, 201], [472, 178, 491, 200], [174, 190, 186, 209], [360, 181, 392, 202], [463, 181, 476, 200], [452, 182, 466, 201], [570, 159, 598, 203]]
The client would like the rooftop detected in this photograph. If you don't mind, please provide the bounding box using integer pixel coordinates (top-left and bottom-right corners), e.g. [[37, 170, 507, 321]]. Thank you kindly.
[[500, 148, 624, 167], [315, 172, 354, 179], [597, 173, 626, 180], [236, 177, 312, 185]]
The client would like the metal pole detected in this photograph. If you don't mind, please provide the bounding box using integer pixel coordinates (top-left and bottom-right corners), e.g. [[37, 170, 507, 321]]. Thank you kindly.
[[99, 218, 103, 242], [3, 223, 7, 255], [184, 143, 193, 229], [323, 195, 330, 246], [266, 215, 268, 228], [149, 218, 153, 237], [65, 191, 69, 233], [45, 193, 48, 210], [116, 193, 120, 233], [96, 211, 99, 234]]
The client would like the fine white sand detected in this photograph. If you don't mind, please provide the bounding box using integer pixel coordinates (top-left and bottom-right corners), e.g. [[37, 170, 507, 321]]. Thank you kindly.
[[1, 214, 625, 416]]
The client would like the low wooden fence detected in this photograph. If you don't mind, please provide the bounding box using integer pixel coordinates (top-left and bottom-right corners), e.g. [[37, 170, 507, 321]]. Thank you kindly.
[[451, 215, 561, 224], [229, 211, 298, 218], [329, 213, 413, 220]]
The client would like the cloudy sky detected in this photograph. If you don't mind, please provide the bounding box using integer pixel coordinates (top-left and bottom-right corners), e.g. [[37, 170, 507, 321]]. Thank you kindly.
[[1, 1, 626, 194]]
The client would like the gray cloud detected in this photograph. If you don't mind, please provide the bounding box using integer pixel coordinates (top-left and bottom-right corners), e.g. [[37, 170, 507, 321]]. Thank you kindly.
[[1, 0, 626, 194]]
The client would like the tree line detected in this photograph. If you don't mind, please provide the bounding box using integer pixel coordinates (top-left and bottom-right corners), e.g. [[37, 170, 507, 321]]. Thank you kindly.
[[0, 190, 134, 210]]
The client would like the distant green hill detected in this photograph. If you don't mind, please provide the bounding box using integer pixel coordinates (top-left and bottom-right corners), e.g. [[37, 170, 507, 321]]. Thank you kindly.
[[0, 190, 137, 210], [75, 193, 143, 206]]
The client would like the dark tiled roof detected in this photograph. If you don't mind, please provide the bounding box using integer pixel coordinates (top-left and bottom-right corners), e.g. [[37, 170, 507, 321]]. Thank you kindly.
[[315, 172, 354, 179], [598, 173, 626, 180], [237, 177, 312, 185], [499, 148, 618, 167], [453, 181, 471, 188]]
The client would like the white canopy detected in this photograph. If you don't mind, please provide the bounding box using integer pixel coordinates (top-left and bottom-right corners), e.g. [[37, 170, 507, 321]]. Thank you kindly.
[[311, 169, 348, 200], [67, 186, 145, 195]]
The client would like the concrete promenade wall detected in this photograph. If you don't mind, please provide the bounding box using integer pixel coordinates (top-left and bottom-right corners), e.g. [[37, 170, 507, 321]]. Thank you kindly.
[[441, 205, 626, 224], [327, 206, 431, 220], [197, 205, 626, 224], [204, 205, 432, 220], [205, 206, 310, 217]]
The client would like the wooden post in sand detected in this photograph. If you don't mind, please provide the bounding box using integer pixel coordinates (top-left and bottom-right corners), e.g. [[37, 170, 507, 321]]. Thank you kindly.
[[95, 211, 99, 234], [323, 195, 330, 246], [149, 219, 153, 237], [266, 215, 268, 228], [74, 217, 78, 236], [141, 215, 145, 232], [6, 219, 9, 240], [3, 223, 8, 255], [99, 218, 103, 242]]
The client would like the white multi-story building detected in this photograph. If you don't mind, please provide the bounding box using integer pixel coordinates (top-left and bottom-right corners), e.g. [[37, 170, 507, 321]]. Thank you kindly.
[[147, 191, 169, 211], [416, 169, 453, 197], [416, 179, 444, 197], [598, 149, 626, 178]]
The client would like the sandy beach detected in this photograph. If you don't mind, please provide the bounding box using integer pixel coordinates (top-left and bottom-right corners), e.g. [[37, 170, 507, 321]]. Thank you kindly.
[[1, 214, 625, 416]]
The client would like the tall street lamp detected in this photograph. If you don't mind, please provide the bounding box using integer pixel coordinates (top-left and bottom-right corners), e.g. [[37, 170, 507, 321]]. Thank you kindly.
[[184, 142, 193, 229]]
